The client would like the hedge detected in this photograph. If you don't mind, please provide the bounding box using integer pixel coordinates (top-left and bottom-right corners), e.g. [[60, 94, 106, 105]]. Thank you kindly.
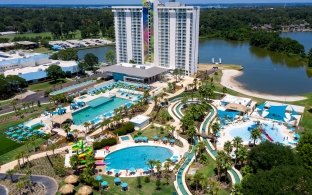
[[93, 137, 117, 150], [113, 122, 135, 136]]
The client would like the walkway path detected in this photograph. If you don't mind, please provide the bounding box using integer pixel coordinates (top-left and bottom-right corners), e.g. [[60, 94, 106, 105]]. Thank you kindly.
[[0, 173, 58, 195], [0, 184, 8, 195]]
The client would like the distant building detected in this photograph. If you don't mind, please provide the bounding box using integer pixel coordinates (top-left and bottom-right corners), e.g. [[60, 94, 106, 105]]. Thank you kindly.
[[0, 51, 78, 82], [112, 0, 200, 76]]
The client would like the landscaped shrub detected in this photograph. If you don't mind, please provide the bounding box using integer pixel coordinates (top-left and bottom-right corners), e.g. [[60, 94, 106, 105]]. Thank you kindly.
[[93, 137, 117, 150], [113, 122, 135, 136], [144, 176, 150, 183]]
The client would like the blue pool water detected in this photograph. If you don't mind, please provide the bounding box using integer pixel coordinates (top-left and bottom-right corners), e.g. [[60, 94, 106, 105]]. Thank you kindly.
[[72, 97, 130, 125], [105, 146, 173, 170], [227, 121, 286, 144]]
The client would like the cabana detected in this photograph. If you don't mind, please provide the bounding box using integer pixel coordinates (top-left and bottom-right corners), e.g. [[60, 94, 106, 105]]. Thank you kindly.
[[51, 113, 73, 128], [265, 105, 287, 122], [225, 103, 248, 114]]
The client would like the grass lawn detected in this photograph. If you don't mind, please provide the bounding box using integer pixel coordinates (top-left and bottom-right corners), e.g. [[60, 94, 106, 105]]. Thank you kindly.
[[0, 104, 53, 164], [27, 79, 70, 92], [131, 124, 169, 140], [57, 175, 176, 195], [0, 138, 46, 165], [31, 46, 53, 54]]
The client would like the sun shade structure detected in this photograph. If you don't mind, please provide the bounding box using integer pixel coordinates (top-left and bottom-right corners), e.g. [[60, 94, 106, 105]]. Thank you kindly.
[[101, 181, 108, 187], [225, 103, 248, 113], [51, 113, 73, 125], [77, 185, 93, 195], [64, 175, 79, 184], [265, 105, 287, 122], [114, 177, 121, 183], [95, 175, 103, 181], [59, 184, 75, 194]]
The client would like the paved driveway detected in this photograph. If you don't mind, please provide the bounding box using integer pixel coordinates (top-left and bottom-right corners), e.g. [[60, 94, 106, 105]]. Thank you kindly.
[[0, 173, 58, 195]]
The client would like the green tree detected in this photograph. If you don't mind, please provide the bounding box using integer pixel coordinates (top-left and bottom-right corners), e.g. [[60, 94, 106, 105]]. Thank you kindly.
[[216, 150, 231, 181], [192, 171, 205, 192], [45, 65, 65, 82], [249, 141, 298, 172], [84, 53, 99, 70], [308, 48, 312, 67], [196, 141, 206, 162], [211, 122, 220, 146], [105, 50, 116, 65], [223, 141, 233, 155], [54, 48, 78, 61], [297, 132, 312, 170], [250, 127, 261, 146], [241, 165, 312, 194]]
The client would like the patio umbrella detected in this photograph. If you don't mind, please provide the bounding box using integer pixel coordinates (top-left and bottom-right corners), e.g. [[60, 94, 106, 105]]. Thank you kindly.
[[16, 129, 22, 133], [6, 132, 13, 135], [17, 136, 23, 140], [172, 155, 179, 159], [153, 135, 159, 140], [95, 175, 103, 181], [129, 167, 136, 173], [114, 177, 121, 183], [170, 139, 175, 143], [12, 134, 18, 138], [22, 132, 28, 136], [27, 133, 33, 137], [121, 182, 128, 188], [101, 181, 108, 187], [162, 137, 168, 142], [59, 184, 75, 194], [77, 185, 93, 195], [64, 175, 79, 184]]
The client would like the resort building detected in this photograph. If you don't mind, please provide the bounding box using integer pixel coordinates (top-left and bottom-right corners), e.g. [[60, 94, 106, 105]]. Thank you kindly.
[[0, 51, 51, 73], [4, 60, 78, 82], [98, 63, 168, 84], [112, 0, 200, 76]]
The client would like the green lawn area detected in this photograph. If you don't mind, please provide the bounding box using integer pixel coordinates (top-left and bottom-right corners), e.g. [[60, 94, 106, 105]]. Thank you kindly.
[[57, 175, 176, 195], [27, 79, 70, 92], [131, 124, 169, 140], [0, 138, 46, 165], [0, 136, 22, 156]]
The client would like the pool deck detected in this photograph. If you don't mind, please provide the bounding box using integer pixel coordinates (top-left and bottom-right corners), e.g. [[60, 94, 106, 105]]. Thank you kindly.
[[96, 141, 189, 178]]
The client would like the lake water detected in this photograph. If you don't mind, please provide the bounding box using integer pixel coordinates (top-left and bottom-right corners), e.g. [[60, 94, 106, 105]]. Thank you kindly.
[[77, 45, 114, 62], [78, 32, 312, 95]]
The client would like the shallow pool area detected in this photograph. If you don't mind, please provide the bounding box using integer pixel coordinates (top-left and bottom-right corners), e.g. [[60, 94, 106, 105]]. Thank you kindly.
[[72, 96, 130, 125], [104, 146, 173, 170], [225, 120, 289, 145]]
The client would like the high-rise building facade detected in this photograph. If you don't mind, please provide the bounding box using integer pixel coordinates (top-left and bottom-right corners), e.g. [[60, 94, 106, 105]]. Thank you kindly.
[[112, 0, 200, 75]]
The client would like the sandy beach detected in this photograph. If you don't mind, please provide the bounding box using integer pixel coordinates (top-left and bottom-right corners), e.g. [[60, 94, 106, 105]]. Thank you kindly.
[[221, 69, 307, 102]]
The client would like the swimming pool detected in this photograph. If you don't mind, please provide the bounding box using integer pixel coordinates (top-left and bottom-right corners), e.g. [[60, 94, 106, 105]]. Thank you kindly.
[[226, 121, 287, 144], [72, 97, 130, 125], [105, 146, 173, 170]]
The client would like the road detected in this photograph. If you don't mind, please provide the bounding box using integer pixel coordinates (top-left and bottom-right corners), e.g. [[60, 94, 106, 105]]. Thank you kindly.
[[0, 173, 58, 195]]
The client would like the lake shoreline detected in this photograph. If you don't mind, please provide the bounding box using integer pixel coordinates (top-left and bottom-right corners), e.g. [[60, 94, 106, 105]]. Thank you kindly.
[[220, 69, 307, 102]]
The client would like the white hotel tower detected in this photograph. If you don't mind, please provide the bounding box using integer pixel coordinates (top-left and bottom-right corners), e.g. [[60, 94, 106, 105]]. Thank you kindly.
[[112, 0, 200, 76]]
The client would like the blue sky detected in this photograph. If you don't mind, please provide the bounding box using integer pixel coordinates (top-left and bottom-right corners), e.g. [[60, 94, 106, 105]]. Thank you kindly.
[[0, 0, 310, 4]]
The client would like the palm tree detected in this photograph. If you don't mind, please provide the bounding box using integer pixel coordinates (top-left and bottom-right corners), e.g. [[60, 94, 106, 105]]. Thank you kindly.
[[49, 143, 57, 156], [83, 122, 91, 134], [193, 78, 198, 91], [63, 124, 71, 137], [166, 125, 175, 137], [11, 99, 18, 114], [231, 184, 242, 195], [15, 153, 22, 169], [152, 95, 159, 111], [250, 127, 262, 146], [236, 145, 248, 166], [233, 136, 243, 149], [155, 160, 162, 178], [211, 122, 220, 146], [196, 141, 206, 162], [192, 171, 205, 192], [173, 69, 179, 82], [142, 90, 149, 105], [70, 154, 80, 173], [216, 151, 231, 181], [147, 159, 156, 170], [6, 169, 15, 182], [186, 125, 197, 144], [223, 141, 233, 155], [222, 87, 227, 95], [100, 118, 110, 132]]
